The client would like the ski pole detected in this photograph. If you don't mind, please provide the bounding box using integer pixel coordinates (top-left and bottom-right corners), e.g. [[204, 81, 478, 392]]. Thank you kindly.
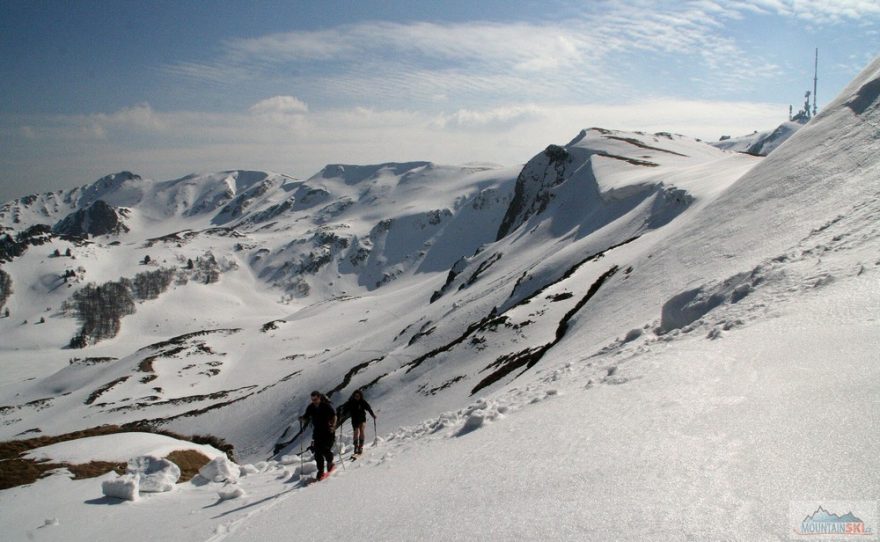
[[299, 419, 304, 477], [335, 424, 346, 471], [372, 416, 378, 447]]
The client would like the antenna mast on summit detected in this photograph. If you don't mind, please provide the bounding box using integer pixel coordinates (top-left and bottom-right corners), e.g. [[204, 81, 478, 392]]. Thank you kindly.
[[788, 49, 820, 123], [812, 48, 818, 116]]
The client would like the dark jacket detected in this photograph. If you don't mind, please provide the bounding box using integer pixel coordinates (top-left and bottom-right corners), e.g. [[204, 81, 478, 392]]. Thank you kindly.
[[342, 397, 375, 425], [302, 400, 336, 438]]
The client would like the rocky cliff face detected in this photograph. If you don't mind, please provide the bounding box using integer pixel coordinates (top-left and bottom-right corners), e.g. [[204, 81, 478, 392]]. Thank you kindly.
[[53, 200, 129, 237], [496, 145, 572, 241]]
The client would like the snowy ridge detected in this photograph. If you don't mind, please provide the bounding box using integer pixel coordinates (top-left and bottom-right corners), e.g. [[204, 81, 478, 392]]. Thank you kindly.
[[711, 120, 803, 156], [0, 56, 878, 541]]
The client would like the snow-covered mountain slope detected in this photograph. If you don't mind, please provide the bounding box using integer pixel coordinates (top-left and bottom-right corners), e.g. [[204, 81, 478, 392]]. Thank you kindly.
[[1, 56, 878, 542], [711, 119, 803, 155], [0, 159, 519, 453]]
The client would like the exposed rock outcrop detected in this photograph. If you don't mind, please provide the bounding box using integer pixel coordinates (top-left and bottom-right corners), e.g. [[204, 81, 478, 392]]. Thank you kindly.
[[53, 200, 129, 237]]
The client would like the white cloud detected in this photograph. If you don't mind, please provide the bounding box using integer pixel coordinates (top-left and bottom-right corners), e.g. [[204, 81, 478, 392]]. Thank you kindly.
[[77, 104, 167, 139], [162, 3, 804, 106], [250, 96, 310, 115], [113, 104, 167, 130], [228, 28, 359, 62], [739, 0, 880, 22], [161, 61, 253, 85], [436, 106, 545, 130], [224, 21, 596, 70]]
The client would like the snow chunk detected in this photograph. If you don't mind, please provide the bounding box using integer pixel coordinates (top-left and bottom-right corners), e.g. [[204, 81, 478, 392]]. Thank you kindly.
[[101, 474, 139, 501], [217, 486, 246, 500], [240, 463, 260, 476], [659, 287, 726, 333], [658, 270, 759, 333], [623, 328, 643, 342], [279, 454, 299, 465], [298, 461, 318, 476], [457, 411, 486, 436], [198, 456, 240, 484], [127, 455, 180, 492]]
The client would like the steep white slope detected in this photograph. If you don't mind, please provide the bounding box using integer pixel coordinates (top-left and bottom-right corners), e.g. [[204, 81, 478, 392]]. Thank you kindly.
[[545, 56, 880, 370], [232, 273, 879, 542]]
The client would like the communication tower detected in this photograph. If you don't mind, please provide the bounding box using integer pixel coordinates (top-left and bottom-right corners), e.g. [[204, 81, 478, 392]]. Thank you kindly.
[[789, 49, 819, 124]]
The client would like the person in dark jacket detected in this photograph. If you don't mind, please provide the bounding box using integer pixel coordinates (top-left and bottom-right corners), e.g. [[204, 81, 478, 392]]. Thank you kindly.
[[300, 391, 336, 480], [342, 389, 376, 455]]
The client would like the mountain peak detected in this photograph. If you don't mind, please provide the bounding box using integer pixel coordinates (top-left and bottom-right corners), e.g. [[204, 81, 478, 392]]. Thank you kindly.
[[89, 171, 143, 194], [97, 171, 141, 183], [79, 171, 146, 209]]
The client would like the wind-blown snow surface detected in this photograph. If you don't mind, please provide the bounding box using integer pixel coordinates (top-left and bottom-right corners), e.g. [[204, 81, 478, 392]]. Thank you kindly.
[[1, 56, 879, 541]]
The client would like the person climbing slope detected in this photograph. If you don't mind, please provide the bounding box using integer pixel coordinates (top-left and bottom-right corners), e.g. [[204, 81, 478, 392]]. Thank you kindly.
[[300, 391, 337, 481], [341, 389, 376, 456]]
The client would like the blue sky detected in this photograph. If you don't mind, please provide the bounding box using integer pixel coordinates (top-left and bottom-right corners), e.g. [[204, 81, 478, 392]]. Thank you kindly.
[[1, 0, 878, 202]]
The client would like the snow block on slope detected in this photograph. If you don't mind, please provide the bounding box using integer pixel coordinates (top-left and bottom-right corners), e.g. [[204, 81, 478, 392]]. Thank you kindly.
[[457, 411, 488, 436], [126, 455, 181, 492], [658, 270, 759, 334], [240, 463, 260, 476], [102, 473, 139, 501], [217, 486, 246, 500], [659, 288, 726, 333], [279, 454, 299, 465], [296, 461, 318, 476], [198, 456, 240, 484]]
